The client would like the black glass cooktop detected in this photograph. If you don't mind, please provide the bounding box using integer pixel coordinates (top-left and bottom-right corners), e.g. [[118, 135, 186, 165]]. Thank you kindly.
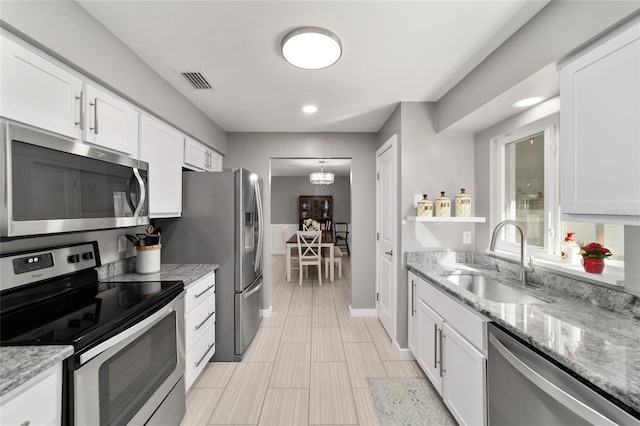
[[0, 271, 183, 351]]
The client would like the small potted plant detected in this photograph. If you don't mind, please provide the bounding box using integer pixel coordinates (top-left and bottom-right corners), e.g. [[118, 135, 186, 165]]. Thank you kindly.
[[580, 242, 612, 274]]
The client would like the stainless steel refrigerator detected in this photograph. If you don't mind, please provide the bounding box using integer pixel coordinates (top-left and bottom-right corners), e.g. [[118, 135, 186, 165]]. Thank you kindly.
[[158, 168, 264, 361]]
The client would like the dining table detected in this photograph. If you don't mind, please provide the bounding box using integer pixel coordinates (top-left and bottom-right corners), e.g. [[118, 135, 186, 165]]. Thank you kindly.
[[285, 231, 335, 283]]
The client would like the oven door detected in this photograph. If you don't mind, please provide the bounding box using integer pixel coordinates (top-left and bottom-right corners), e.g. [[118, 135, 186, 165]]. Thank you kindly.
[[1, 121, 149, 238], [74, 293, 185, 426]]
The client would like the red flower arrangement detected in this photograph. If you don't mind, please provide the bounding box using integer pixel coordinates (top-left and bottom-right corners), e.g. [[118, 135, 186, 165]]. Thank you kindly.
[[580, 242, 613, 260]]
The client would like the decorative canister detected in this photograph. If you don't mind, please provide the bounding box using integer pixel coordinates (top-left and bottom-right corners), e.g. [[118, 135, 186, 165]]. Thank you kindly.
[[417, 194, 433, 217], [136, 243, 162, 274], [454, 188, 472, 217], [435, 191, 451, 217]]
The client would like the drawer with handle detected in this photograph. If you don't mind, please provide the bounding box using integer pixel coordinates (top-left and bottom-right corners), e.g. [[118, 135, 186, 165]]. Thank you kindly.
[[185, 291, 216, 353], [185, 271, 215, 314], [185, 322, 216, 390]]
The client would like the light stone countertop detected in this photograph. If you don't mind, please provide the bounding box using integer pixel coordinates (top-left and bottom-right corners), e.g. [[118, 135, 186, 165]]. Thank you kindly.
[[407, 257, 640, 414], [101, 263, 218, 289], [1, 263, 217, 398], [0, 346, 73, 398]]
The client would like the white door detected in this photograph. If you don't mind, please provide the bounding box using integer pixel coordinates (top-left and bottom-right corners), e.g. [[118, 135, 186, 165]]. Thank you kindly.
[[375, 135, 397, 340]]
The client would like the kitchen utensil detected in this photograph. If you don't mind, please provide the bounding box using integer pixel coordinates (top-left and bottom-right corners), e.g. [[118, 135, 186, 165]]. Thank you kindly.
[[126, 234, 140, 246], [146, 224, 154, 235]]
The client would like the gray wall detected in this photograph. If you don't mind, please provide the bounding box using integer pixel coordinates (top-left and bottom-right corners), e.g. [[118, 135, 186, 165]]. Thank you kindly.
[[0, 0, 227, 154], [436, 1, 640, 132], [224, 133, 376, 311], [271, 176, 351, 224], [378, 102, 475, 348]]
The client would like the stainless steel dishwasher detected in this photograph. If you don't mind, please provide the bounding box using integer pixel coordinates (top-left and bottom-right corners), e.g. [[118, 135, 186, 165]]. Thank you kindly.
[[488, 324, 640, 425]]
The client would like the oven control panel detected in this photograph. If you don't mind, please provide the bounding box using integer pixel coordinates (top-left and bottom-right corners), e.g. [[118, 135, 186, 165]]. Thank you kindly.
[[1, 242, 100, 292]]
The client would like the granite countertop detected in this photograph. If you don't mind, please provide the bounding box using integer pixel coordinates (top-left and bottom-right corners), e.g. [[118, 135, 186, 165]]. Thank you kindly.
[[0, 346, 73, 398], [101, 263, 218, 289], [407, 258, 640, 414]]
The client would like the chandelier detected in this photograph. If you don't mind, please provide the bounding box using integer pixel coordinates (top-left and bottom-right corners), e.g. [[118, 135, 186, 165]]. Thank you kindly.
[[310, 160, 334, 185]]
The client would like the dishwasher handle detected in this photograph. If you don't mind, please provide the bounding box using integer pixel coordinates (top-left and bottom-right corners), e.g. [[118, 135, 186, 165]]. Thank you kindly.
[[489, 333, 618, 426]]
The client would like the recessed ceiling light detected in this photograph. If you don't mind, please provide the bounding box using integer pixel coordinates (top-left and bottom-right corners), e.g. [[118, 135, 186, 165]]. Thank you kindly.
[[513, 97, 545, 108], [282, 27, 342, 70], [302, 105, 317, 114]]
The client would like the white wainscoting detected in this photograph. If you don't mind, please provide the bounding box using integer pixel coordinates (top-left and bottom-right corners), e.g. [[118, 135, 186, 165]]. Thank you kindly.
[[271, 224, 299, 255]]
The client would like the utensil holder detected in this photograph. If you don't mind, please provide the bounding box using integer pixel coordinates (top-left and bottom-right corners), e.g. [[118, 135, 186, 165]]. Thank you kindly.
[[136, 243, 162, 274]]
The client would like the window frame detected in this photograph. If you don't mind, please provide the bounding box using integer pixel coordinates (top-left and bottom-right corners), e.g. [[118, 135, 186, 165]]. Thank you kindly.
[[489, 112, 625, 284], [491, 115, 560, 263]]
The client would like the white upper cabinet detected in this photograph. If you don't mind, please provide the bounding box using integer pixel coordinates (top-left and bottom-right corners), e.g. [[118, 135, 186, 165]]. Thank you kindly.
[[560, 18, 640, 225], [140, 114, 183, 218], [0, 34, 82, 139], [83, 84, 139, 156], [184, 137, 222, 171]]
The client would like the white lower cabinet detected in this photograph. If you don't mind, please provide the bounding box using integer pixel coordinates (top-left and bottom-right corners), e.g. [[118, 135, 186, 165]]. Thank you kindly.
[[442, 323, 487, 426], [0, 364, 62, 426], [408, 272, 488, 426], [184, 271, 216, 391]]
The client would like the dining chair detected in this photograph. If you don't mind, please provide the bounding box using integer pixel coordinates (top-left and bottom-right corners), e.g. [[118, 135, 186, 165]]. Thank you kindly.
[[334, 222, 350, 255], [282, 227, 299, 272], [296, 230, 322, 286]]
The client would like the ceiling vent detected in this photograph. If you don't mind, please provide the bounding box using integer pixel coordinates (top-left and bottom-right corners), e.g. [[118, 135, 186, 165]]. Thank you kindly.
[[177, 70, 215, 90]]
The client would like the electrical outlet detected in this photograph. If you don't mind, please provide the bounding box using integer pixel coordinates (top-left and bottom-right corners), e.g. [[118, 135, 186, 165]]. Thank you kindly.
[[118, 235, 128, 253], [463, 231, 472, 245]]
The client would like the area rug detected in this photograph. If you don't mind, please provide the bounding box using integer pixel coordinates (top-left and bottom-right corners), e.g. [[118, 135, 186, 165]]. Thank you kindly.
[[368, 377, 457, 426]]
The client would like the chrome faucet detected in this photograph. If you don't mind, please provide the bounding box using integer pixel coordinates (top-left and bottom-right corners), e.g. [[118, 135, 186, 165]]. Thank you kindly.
[[489, 220, 534, 286]]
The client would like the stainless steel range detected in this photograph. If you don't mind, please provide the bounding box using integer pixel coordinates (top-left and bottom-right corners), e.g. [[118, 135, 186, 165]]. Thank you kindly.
[[0, 242, 185, 426]]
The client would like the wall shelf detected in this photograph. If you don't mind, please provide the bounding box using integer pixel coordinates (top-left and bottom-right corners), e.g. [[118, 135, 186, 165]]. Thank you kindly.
[[407, 216, 486, 223]]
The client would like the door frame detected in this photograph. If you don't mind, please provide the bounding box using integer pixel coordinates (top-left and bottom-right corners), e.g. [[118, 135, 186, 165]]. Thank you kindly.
[[375, 134, 398, 342]]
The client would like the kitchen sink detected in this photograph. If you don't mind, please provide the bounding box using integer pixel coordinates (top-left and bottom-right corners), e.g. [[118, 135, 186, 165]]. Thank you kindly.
[[441, 273, 548, 304]]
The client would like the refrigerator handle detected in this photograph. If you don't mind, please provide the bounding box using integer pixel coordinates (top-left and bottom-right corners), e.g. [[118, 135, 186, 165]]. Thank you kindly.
[[254, 181, 264, 272]]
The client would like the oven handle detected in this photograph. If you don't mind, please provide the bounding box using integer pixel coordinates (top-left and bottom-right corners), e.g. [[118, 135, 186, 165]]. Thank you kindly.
[[79, 297, 178, 365]]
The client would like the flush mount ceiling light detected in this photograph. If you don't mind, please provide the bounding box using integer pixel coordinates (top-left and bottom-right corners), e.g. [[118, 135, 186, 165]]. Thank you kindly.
[[310, 160, 334, 185], [303, 105, 317, 114], [513, 97, 545, 108], [282, 27, 342, 70]]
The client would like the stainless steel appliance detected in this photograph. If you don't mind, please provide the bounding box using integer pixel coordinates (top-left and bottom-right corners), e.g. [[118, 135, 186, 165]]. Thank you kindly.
[[158, 168, 264, 361], [1, 120, 149, 238], [488, 323, 640, 425], [0, 242, 185, 426]]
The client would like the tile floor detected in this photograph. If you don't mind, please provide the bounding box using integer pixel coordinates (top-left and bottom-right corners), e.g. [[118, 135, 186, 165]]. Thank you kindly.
[[181, 255, 425, 425]]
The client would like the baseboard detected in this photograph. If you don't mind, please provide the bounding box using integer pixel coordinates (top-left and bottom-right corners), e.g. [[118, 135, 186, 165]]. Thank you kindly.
[[260, 305, 273, 318], [348, 306, 377, 317], [393, 341, 415, 360]]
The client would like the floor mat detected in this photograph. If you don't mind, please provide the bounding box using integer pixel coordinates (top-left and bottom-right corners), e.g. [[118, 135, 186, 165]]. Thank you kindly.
[[368, 377, 457, 426]]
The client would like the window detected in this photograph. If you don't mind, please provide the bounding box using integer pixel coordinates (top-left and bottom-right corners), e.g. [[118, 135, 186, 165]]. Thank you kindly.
[[492, 114, 624, 265]]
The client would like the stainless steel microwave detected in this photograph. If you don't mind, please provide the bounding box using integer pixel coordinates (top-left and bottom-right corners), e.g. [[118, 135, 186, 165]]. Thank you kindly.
[[1, 121, 149, 238]]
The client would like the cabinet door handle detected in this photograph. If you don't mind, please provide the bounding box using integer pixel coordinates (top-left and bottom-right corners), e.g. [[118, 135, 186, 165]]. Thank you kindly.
[[195, 342, 215, 367], [195, 311, 215, 331], [439, 330, 444, 377], [75, 91, 84, 129], [433, 324, 438, 369], [411, 280, 416, 317], [195, 284, 215, 299], [20, 421, 30, 426], [90, 100, 99, 134]]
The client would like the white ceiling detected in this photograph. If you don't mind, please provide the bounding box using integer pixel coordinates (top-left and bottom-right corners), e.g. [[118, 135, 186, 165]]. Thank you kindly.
[[77, 0, 552, 133], [271, 158, 351, 177]]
